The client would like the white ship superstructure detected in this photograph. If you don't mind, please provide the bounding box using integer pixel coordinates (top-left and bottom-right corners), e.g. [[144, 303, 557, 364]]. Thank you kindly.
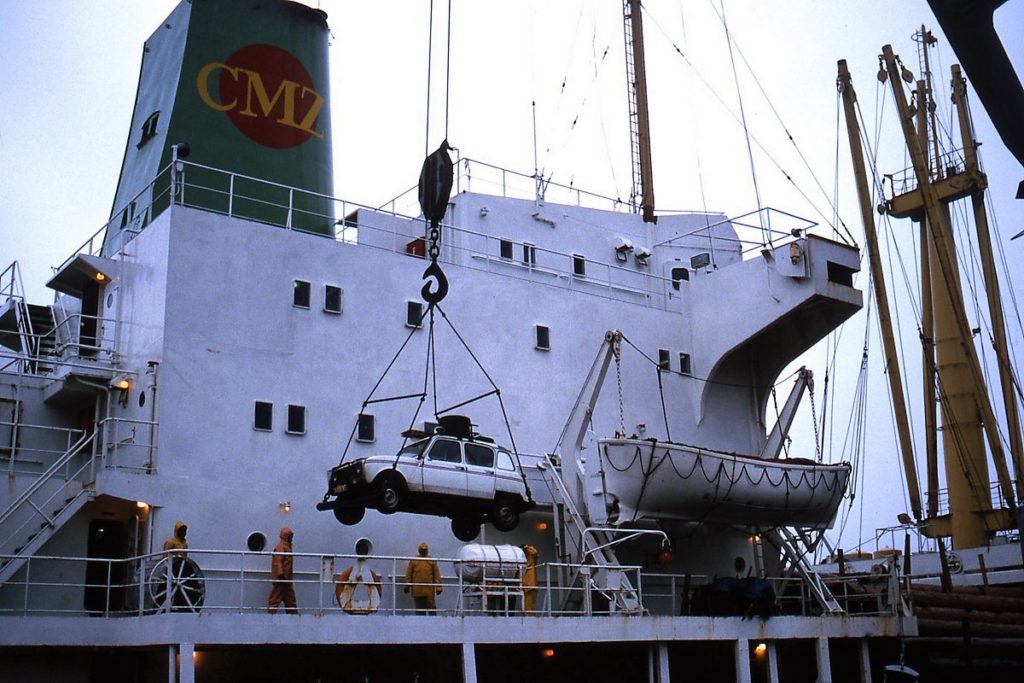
[[0, 1, 925, 681]]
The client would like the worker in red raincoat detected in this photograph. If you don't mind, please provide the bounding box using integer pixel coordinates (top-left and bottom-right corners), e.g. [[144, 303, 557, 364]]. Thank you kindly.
[[268, 527, 298, 614]]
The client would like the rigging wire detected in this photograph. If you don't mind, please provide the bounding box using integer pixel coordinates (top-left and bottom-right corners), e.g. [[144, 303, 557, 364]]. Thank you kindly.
[[717, 0, 767, 243], [641, 9, 853, 245]]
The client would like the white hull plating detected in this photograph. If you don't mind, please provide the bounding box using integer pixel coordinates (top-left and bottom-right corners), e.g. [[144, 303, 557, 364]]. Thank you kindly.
[[599, 438, 850, 529]]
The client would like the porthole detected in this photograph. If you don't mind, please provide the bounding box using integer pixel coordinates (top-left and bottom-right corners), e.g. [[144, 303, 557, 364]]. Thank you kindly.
[[734, 556, 747, 573], [138, 391, 146, 408], [247, 532, 267, 552], [107, 292, 114, 309]]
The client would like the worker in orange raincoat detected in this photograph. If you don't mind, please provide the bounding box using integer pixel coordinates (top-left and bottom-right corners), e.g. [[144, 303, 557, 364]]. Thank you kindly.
[[404, 542, 442, 614], [268, 527, 298, 614], [521, 544, 539, 613]]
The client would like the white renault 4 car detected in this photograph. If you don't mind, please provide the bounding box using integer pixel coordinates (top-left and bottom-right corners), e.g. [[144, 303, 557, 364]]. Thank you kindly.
[[317, 417, 533, 541]]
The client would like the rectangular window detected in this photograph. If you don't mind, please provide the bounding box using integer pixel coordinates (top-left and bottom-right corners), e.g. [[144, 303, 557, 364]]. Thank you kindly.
[[254, 401, 273, 431], [522, 243, 536, 266], [535, 325, 550, 351], [324, 285, 343, 314], [671, 266, 690, 291], [465, 443, 495, 468], [357, 413, 375, 442], [286, 404, 306, 435], [293, 280, 311, 308], [679, 353, 692, 375], [572, 254, 586, 277], [499, 239, 514, 260], [406, 301, 424, 328], [658, 349, 670, 371]]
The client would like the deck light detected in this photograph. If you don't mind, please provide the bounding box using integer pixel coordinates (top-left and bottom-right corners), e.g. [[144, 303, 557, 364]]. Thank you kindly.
[[136, 501, 149, 512], [541, 648, 555, 660], [754, 643, 767, 657], [279, 501, 292, 513], [95, 272, 106, 282], [535, 520, 549, 532], [111, 376, 131, 391]]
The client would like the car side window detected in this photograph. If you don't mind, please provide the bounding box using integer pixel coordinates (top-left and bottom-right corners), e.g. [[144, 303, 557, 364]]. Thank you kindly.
[[465, 443, 495, 468], [400, 440, 428, 458], [496, 449, 516, 471], [427, 439, 462, 463]]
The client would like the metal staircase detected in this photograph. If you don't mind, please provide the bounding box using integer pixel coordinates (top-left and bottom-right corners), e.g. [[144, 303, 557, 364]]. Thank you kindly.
[[0, 431, 99, 585], [764, 526, 843, 614], [539, 452, 644, 614]]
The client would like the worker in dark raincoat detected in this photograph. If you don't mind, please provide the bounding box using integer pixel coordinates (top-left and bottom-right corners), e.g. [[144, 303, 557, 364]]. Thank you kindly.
[[404, 542, 442, 614], [268, 527, 298, 614]]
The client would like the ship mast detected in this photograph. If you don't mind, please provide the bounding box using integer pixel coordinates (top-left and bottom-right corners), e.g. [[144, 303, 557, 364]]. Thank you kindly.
[[843, 32, 1023, 550], [623, 0, 656, 223]]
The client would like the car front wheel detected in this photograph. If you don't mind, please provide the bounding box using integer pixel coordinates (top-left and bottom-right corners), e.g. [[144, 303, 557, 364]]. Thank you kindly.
[[377, 478, 402, 514], [491, 501, 520, 532]]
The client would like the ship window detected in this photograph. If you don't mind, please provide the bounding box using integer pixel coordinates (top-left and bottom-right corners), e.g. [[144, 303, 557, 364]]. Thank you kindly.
[[496, 449, 516, 471], [679, 353, 692, 375], [293, 280, 311, 308], [324, 285, 343, 314], [286, 404, 306, 435], [465, 443, 495, 468], [658, 349, 670, 370], [407, 301, 424, 328], [671, 266, 689, 290], [500, 239, 514, 260], [535, 325, 550, 351], [254, 401, 273, 431], [572, 254, 586, 277], [247, 532, 267, 552], [428, 439, 462, 463], [827, 261, 855, 287], [523, 243, 536, 266], [137, 111, 160, 148], [356, 413, 375, 443]]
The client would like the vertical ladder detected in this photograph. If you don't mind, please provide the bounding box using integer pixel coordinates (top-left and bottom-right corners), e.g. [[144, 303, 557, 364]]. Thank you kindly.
[[622, 0, 642, 213]]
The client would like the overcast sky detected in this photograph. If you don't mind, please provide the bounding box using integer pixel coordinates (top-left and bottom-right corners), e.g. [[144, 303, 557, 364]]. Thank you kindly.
[[1, 0, 1022, 552]]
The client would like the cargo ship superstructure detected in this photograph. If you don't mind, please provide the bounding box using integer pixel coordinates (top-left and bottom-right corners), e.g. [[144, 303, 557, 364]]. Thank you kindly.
[[0, 1, 920, 681]]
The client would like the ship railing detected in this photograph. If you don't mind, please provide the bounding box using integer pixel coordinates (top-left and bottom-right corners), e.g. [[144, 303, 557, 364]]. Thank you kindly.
[[100, 417, 158, 474], [883, 146, 968, 197], [0, 430, 97, 558], [0, 548, 910, 619], [1, 421, 86, 478], [0, 549, 647, 618]]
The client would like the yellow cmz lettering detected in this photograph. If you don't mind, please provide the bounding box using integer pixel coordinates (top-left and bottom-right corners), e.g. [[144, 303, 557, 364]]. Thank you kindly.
[[196, 62, 324, 138]]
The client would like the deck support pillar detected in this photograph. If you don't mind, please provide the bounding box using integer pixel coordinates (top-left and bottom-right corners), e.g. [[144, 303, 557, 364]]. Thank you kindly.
[[648, 642, 670, 682], [858, 639, 873, 683], [815, 638, 832, 683], [767, 641, 780, 682], [179, 642, 194, 683], [734, 639, 751, 683], [462, 642, 478, 683]]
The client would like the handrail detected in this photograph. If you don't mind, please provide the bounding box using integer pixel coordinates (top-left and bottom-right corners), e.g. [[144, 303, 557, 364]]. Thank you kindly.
[[0, 430, 96, 528]]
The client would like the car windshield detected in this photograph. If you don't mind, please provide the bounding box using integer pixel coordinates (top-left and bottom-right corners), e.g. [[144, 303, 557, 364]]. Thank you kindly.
[[399, 440, 429, 458]]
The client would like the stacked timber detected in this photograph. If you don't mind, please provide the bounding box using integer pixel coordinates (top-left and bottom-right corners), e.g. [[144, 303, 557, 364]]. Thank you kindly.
[[906, 584, 1024, 675]]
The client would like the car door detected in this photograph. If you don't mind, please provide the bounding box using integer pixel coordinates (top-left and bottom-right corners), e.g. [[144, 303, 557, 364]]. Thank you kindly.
[[423, 437, 467, 496], [463, 442, 497, 500]]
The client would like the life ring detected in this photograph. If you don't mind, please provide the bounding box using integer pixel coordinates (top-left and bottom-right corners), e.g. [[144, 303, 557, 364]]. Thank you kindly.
[[336, 559, 383, 614]]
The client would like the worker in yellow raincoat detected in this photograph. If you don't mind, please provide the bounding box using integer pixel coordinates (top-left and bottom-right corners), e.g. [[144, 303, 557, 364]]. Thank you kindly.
[[522, 544, 539, 613], [404, 542, 442, 614], [162, 521, 188, 555]]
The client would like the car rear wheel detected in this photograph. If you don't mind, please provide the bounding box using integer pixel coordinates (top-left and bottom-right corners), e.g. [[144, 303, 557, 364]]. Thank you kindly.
[[451, 516, 481, 542], [333, 506, 365, 525], [491, 501, 520, 532]]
